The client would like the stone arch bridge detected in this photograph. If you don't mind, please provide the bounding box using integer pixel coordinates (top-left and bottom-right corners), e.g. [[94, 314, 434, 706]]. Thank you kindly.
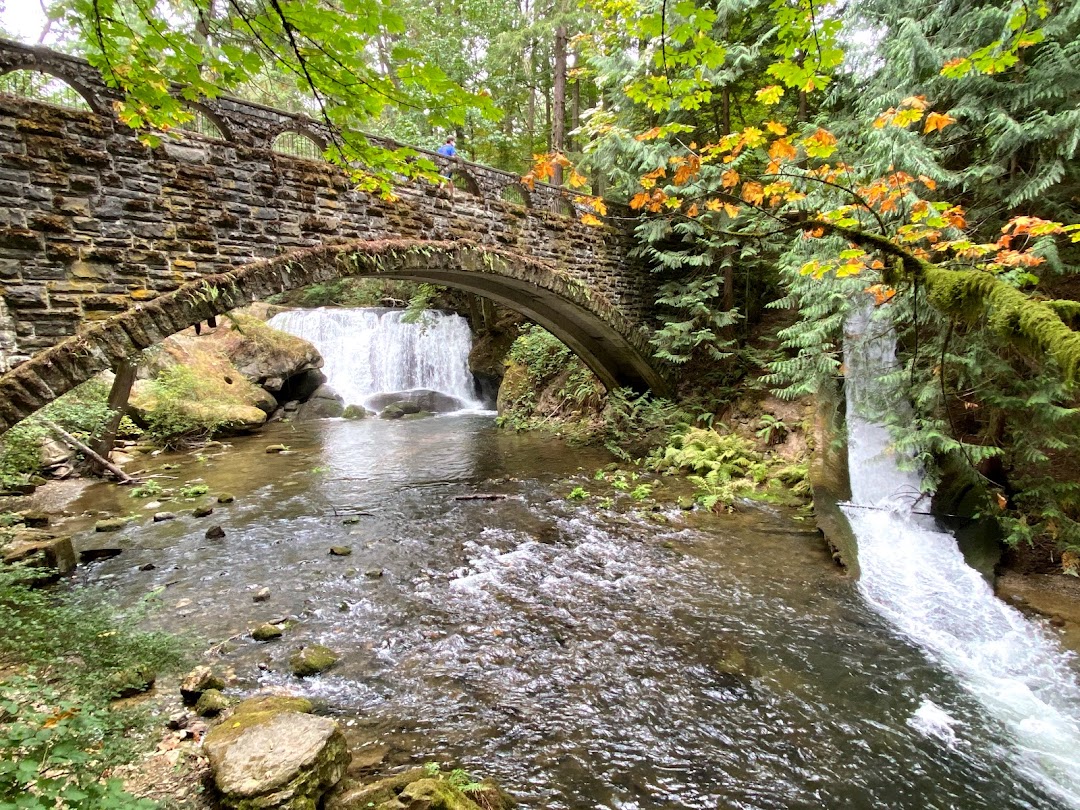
[[0, 39, 670, 435]]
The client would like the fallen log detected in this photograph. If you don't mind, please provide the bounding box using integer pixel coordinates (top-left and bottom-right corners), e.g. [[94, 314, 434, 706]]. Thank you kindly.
[[41, 419, 136, 485]]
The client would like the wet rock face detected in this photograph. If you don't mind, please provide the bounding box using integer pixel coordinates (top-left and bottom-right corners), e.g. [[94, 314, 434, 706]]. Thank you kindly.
[[365, 389, 465, 414], [294, 384, 345, 420], [204, 699, 349, 810]]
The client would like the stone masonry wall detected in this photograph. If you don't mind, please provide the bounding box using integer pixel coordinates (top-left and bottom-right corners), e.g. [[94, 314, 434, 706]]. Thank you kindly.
[[0, 39, 655, 371]]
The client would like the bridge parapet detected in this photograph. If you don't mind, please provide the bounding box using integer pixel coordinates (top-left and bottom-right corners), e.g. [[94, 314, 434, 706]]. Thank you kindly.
[[0, 39, 668, 410]]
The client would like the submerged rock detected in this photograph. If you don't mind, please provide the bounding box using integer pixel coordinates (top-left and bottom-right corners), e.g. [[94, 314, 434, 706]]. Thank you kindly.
[[329, 546, 352, 557], [290, 645, 339, 677], [252, 623, 283, 642], [254, 587, 272, 602], [379, 405, 404, 420], [342, 405, 367, 419], [206, 525, 226, 540], [218, 493, 236, 503], [204, 695, 348, 810], [365, 389, 465, 414], [327, 768, 515, 810], [193, 504, 215, 518]]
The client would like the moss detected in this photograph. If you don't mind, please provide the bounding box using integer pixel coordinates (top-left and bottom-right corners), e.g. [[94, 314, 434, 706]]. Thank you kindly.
[[290, 644, 339, 677]]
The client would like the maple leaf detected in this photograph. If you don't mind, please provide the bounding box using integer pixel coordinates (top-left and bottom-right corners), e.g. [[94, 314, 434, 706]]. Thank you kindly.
[[580, 213, 604, 227], [741, 181, 764, 205], [899, 95, 928, 110], [768, 138, 797, 162], [803, 128, 838, 159], [636, 127, 663, 141], [865, 284, 896, 305], [685, 203, 699, 218], [923, 112, 956, 133], [756, 85, 784, 105], [721, 168, 740, 188], [568, 170, 588, 189], [722, 202, 741, 218], [765, 121, 787, 136]]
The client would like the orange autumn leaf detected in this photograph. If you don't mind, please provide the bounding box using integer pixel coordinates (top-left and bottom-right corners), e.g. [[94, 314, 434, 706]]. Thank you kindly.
[[741, 181, 764, 205], [567, 170, 588, 189], [765, 120, 788, 136], [722, 202, 741, 218], [721, 168, 740, 188], [580, 213, 604, 226], [768, 137, 798, 162], [636, 127, 663, 141], [923, 112, 956, 134], [865, 284, 897, 305], [685, 203, 699, 218]]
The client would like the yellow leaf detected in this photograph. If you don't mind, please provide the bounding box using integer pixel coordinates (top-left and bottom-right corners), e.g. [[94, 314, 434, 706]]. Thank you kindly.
[[580, 213, 604, 226], [899, 95, 928, 110], [705, 198, 723, 212], [765, 121, 787, 136], [722, 202, 741, 218], [568, 170, 588, 189], [756, 85, 784, 105]]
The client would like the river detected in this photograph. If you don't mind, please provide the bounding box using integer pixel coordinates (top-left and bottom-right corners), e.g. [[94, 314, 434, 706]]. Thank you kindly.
[[70, 414, 1068, 809]]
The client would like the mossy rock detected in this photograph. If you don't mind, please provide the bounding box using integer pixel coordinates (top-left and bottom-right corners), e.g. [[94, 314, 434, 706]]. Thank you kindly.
[[196, 688, 232, 716], [108, 665, 156, 699], [218, 493, 236, 503], [329, 546, 352, 557], [325, 767, 429, 810], [379, 405, 404, 420], [181, 665, 227, 704], [94, 517, 129, 532], [342, 405, 367, 419], [252, 623, 283, 642], [290, 644, 339, 677]]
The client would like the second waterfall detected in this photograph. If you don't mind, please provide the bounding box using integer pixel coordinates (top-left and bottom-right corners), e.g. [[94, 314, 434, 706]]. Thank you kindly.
[[268, 307, 484, 411]]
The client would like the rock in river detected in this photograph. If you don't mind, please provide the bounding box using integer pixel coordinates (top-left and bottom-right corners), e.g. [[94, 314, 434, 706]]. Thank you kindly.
[[204, 695, 348, 810], [290, 644, 339, 677]]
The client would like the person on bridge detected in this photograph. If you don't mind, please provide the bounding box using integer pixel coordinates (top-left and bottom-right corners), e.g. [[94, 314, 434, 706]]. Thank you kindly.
[[437, 135, 457, 194]]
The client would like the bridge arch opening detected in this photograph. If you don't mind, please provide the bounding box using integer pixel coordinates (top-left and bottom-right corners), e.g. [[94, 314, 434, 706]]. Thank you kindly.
[[271, 129, 325, 160], [449, 169, 481, 196], [500, 184, 531, 207], [0, 68, 96, 113], [177, 103, 229, 141], [0, 240, 669, 436]]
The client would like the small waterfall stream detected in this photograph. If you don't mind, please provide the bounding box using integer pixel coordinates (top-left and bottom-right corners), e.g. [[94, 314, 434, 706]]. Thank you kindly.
[[269, 307, 482, 410], [842, 305, 1080, 806]]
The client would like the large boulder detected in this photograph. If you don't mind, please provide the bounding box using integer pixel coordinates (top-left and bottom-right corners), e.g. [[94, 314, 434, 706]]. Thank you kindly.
[[130, 336, 273, 434], [295, 384, 345, 420], [364, 389, 465, 414], [2, 531, 76, 581], [204, 695, 349, 810], [210, 313, 324, 396]]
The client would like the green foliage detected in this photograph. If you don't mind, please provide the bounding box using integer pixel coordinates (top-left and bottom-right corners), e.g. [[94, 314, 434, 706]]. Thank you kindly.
[[129, 479, 164, 499], [0, 379, 116, 489], [567, 486, 591, 501], [652, 426, 807, 509], [0, 566, 183, 809], [507, 324, 574, 381], [0, 678, 158, 810], [178, 484, 210, 499], [401, 284, 441, 326], [141, 365, 235, 447], [599, 388, 687, 460]]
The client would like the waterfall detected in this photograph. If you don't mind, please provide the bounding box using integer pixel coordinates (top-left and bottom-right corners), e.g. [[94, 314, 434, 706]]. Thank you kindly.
[[268, 307, 482, 410], [841, 304, 1080, 806]]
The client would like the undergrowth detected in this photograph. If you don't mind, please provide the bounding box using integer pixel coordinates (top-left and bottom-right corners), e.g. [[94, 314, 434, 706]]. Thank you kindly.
[[0, 566, 184, 808]]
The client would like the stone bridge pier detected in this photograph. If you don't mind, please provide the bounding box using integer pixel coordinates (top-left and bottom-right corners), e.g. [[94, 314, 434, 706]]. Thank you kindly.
[[0, 39, 669, 434]]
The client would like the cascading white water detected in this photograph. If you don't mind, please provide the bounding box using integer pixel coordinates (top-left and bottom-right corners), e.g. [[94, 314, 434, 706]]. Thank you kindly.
[[842, 304, 1080, 806], [268, 307, 482, 410]]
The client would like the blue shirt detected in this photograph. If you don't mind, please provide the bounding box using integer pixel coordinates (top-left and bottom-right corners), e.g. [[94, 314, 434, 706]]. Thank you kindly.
[[437, 142, 456, 157]]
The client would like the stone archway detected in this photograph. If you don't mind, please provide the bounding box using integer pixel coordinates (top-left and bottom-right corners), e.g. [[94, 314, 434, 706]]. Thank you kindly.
[[0, 239, 671, 435]]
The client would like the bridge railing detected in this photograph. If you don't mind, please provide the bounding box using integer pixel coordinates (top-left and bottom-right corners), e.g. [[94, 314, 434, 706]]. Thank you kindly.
[[0, 37, 590, 218]]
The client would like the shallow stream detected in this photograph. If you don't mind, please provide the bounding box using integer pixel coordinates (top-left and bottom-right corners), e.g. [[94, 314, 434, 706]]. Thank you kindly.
[[71, 416, 1070, 809]]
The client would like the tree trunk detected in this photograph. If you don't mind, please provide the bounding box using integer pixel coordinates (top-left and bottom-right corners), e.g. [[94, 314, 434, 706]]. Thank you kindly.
[[552, 23, 568, 185], [92, 359, 137, 472]]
